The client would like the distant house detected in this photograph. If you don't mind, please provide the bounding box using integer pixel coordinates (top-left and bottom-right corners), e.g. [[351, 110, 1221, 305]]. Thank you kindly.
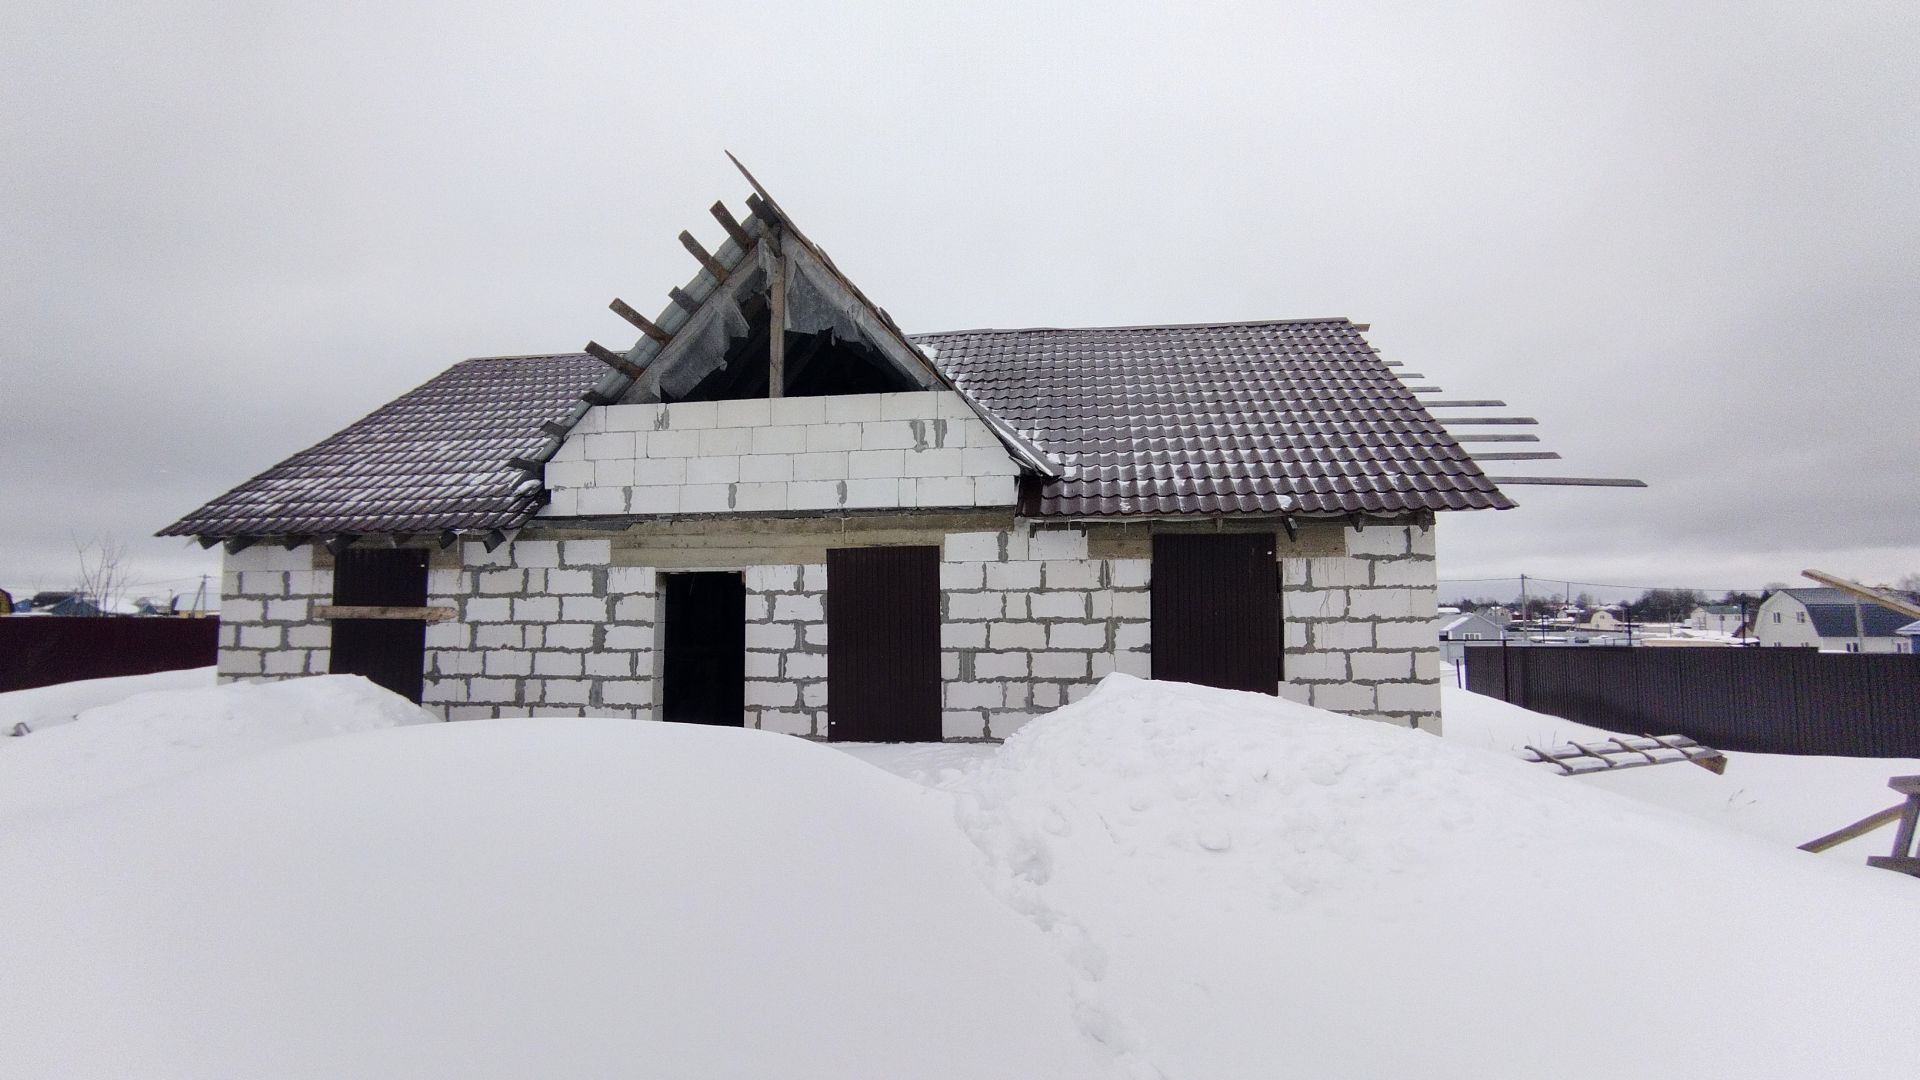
[[1752, 588, 1914, 653], [19, 591, 104, 617], [1584, 608, 1623, 632], [1896, 621, 1917, 655], [1436, 610, 1505, 664], [1689, 604, 1746, 635]]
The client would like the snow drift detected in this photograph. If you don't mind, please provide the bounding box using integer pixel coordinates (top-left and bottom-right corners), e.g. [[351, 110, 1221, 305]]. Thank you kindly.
[[959, 675, 1920, 1079], [0, 704, 1101, 1079], [0, 673, 433, 824]]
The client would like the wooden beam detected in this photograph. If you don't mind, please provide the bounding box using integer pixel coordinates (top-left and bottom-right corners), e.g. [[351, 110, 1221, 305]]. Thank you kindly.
[[1421, 400, 1508, 408], [584, 340, 645, 379], [506, 456, 542, 473], [1470, 452, 1561, 461], [669, 286, 702, 314], [314, 604, 457, 623], [1485, 476, 1648, 487], [1439, 416, 1538, 425], [609, 298, 671, 342], [1406, 386, 1443, 394], [1798, 570, 1920, 621], [580, 390, 617, 407], [223, 536, 255, 554], [1454, 433, 1540, 443], [710, 201, 753, 249], [539, 420, 571, 439], [744, 191, 779, 226], [1799, 803, 1908, 853], [768, 227, 786, 399], [678, 230, 729, 280]]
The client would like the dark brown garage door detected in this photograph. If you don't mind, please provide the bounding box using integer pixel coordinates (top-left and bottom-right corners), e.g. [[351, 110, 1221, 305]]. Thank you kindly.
[[827, 545, 941, 742], [1151, 532, 1281, 694], [329, 548, 429, 703]]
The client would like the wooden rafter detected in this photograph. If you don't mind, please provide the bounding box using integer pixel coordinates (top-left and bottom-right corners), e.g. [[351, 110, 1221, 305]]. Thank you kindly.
[[609, 298, 672, 342]]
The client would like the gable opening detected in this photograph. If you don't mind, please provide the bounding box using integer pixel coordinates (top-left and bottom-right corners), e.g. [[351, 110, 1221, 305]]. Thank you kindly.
[[662, 289, 922, 403]]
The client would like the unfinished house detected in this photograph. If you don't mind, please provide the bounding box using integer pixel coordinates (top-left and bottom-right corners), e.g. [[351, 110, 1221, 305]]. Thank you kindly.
[[164, 169, 1546, 741]]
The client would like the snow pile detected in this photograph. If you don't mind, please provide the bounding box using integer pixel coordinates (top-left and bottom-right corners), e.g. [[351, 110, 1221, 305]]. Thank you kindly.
[[0, 665, 214, 736], [0, 715, 1102, 1079], [959, 674, 1920, 1079], [1443, 682, 1920, 855], [0, 674, 433, 824]]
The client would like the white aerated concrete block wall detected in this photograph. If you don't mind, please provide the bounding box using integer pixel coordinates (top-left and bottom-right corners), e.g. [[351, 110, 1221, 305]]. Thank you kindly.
[[742, 563, 829, 736], [1280, 525, 1440, 729], [539, 391, 1021, 518], [216, 546, 333, 680], [421, 539, 658, 719], [936, 526, 1152, 740]]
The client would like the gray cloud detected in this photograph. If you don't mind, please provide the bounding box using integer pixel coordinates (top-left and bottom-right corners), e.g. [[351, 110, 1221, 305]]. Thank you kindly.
[[3, 2, 1915, 604]]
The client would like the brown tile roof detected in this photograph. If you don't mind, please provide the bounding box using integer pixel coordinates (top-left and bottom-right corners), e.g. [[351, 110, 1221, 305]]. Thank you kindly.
[[160, 354, 601, 540], [914, 319, 1512, 518]]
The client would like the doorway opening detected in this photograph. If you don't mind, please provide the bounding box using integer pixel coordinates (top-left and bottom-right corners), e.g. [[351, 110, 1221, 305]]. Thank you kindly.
[[661, 572, 746, 726]]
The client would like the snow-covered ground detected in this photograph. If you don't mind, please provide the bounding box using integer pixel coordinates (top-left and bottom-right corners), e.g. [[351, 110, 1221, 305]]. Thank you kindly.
[[1442, 682, 1920, 855], [0, 665, 214, 735], [2, 670, 1915, 1078]]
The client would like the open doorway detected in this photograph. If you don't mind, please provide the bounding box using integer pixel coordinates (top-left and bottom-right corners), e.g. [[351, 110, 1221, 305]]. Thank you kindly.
[[660, 572, 746, 726]]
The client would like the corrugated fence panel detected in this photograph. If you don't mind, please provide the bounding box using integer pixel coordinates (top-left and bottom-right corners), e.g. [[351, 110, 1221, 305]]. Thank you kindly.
[[0, 617, 219, 693], [1464, 645, 1920, 757]]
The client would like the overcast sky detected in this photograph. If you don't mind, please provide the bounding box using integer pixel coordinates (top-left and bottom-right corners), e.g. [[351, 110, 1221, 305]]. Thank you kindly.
[[3, 1, 1915, 606]]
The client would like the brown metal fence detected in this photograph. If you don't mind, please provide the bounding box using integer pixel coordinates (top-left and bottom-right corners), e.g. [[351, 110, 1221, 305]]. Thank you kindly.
[[0, 617, 219, 694], [1463, 645, 1920, 757]]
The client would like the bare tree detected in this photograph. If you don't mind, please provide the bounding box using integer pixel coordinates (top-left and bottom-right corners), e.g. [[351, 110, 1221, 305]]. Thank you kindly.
[[72, 535, 130, 616]]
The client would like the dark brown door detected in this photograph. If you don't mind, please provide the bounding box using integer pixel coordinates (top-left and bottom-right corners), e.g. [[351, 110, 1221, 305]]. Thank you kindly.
[[827, 545, 940, 742], [1151, 532, 1281, 694], [661, 572, 746, 726], [329, 548, 429, 703]]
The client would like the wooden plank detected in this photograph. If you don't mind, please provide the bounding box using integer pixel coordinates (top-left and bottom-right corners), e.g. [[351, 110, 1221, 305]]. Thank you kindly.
[[539, 420, 572, 439], [1454, 434, 1541, 443], [609, 298, 672, 342], [710, 200, 753, 249], [314, 604, 455, 623], [1486, 476, 1649, 488], [1439, 416, 1539, 425], [1889, 775, 1920, 796], [1421, 400, 1508, 408], [668, 286, 703, 314], [1798, 803, 1908, 853], [1471, 452, 1561, 461], [1799, 570, 1920, 621], [584, 340, 645, 379], [678, 230, 729, 280], [768, 227, 786, 398], [1865, 854, 1920, 876]]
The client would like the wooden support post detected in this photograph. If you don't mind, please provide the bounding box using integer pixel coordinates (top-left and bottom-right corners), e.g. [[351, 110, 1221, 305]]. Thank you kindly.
[[609, 298, 671, 343], [768, 228, 786, 398]]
